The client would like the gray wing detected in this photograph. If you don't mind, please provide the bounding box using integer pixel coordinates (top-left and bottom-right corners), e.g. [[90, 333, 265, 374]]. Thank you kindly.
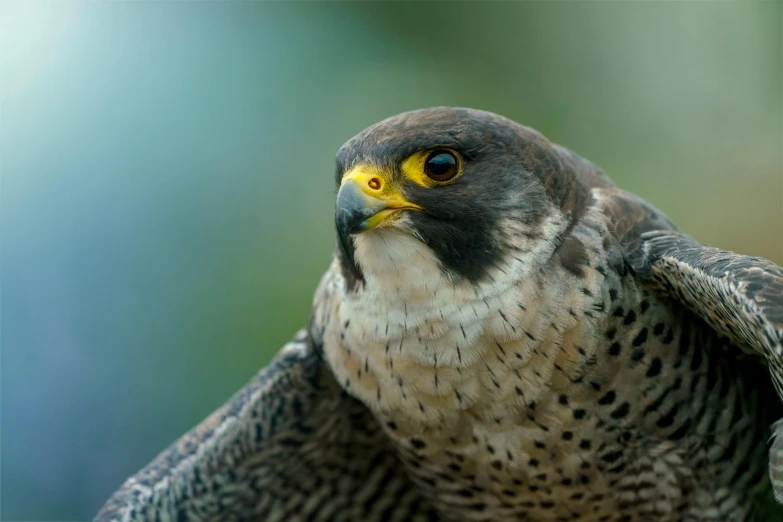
[[95, 330, 434, 522], [631, 230, 783, 501]]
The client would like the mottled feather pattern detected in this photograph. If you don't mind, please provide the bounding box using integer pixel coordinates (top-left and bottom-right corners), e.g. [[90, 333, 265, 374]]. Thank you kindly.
[[632, 230, 783, 503], [95, 331, 436, 522], [634, 231, 783, 362]]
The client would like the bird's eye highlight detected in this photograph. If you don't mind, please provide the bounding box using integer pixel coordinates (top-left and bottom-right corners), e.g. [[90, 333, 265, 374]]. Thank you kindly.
[[424, 150, 459, 182]]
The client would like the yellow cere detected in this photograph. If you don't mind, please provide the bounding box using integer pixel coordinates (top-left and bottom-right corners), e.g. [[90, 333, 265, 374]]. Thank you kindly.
[[340, 164, 423, 229], [340, 164, 391, 191]]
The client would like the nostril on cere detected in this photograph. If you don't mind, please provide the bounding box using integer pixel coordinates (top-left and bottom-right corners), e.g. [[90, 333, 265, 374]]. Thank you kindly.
[[368, 177, 381, 190]]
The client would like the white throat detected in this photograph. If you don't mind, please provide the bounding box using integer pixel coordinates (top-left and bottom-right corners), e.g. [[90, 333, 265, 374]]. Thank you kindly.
[[344, 218, 555, 358], [315, 209, 619, 474]]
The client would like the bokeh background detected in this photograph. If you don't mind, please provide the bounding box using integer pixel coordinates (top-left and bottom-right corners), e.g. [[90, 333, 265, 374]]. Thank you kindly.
[[1, 1, 781, 519]]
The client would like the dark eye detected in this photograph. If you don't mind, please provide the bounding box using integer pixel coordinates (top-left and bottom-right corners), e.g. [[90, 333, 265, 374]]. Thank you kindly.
[[424, 150, 459, 182]]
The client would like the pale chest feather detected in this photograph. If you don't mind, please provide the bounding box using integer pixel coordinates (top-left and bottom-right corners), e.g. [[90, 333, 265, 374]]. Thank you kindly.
[[320, 233, 607, 433], [318, 222, 613, 466], [314, 224, 773, 521]]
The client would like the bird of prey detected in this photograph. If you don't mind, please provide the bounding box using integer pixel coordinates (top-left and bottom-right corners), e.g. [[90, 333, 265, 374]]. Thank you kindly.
[[96, 108, 783, 522]]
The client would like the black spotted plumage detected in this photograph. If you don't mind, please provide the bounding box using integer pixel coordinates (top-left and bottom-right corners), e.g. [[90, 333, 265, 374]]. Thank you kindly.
[[630, 230, 783, 502], [95, 108, 783, 522]]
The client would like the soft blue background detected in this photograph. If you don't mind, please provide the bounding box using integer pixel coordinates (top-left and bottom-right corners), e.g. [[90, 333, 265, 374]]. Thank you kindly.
[[1, 2, 781, 519]]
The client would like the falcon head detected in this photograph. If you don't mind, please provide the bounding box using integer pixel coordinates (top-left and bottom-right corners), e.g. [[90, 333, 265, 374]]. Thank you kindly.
[[334, 107, 597, 294]]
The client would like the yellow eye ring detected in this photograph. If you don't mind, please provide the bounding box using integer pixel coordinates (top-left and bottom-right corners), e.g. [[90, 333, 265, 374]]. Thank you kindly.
[[400, 148, 463, 187]]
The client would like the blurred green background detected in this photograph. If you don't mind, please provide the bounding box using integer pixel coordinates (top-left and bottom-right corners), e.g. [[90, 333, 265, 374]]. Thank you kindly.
[[1, 1, 781, 520]]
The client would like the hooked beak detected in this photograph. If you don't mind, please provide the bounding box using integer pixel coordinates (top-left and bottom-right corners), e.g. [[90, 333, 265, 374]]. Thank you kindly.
[[335, 167, 421, 236], [335, 166, 421, 267], [335, 180, 391, 236]]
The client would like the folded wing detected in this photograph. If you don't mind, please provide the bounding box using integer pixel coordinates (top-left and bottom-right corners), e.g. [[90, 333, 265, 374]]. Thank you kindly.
[[95, 330, 434, 522], [632, 230, 783, 502]]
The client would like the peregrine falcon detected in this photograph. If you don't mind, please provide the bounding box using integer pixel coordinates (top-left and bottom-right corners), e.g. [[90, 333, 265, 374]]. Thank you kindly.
[[96, 108, 783, 521]]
